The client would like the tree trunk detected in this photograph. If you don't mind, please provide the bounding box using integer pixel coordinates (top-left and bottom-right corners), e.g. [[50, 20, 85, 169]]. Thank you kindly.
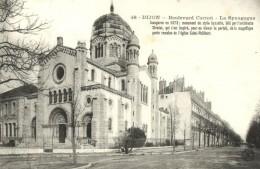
[[204, 132, 206, 148], [71, 107, 77, 165], [173, 131, 176, 152], [199, 130, 201, 148], [184, 129, 186, 150], [72, 124, 77, 165], [170, 114, 173, 146]]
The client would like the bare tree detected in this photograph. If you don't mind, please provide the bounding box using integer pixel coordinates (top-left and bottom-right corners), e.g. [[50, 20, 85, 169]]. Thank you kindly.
[[168, 103, 180, 152], [182, 121, 189, 150], [0, 0, 49, 87], [69, 93, 85, 165]]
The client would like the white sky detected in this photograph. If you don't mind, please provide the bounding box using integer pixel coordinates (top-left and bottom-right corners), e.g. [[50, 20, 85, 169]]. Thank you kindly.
[[9, 0, 260, 139]]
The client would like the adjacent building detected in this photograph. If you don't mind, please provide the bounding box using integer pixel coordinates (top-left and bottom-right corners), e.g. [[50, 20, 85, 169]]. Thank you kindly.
[[159, 77, 229, 148]]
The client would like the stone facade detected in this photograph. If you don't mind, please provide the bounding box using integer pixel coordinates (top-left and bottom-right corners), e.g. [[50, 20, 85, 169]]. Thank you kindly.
[[0, 4, 168, 148], [159, 77, 227, 148]]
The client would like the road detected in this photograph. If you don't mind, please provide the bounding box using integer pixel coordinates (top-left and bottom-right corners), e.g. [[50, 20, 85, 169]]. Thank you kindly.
[[89, 146, 260, 169], [0, 146, 259, 169]]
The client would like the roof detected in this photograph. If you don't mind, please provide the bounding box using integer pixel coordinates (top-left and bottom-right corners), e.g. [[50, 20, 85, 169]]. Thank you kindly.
[[91, 12, 133, 40], [128, 32, 139, 47], [147, 50, 158, 64], [87, 58, 128, 77], [0, 84, 38, 100]]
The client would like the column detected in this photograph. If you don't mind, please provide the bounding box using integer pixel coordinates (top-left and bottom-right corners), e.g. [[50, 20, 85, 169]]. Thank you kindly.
[[0, 124, 2, 142], [13, 123, 16, 137], [5, 123, 8, 137], [118, 100, 124, 132]]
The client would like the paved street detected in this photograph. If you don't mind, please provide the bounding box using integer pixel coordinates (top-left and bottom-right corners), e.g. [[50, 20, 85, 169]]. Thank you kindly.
[[0, 146, 260, 169], [89, 146, 260, 169]]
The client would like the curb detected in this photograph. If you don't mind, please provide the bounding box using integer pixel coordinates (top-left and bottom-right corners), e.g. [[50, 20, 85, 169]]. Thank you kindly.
[[0, 147, 211, 159], [72, 163, 92, 169]]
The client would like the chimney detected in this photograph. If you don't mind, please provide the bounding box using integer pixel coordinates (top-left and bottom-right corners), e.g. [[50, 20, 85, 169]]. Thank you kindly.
[[77, 41, 86, 49], [57, 37, 63, 46]]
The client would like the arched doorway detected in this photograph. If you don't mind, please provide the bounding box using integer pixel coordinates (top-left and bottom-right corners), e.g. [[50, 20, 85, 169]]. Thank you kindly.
[[83, 113, 92, 138], [31, 117, 36, 141], [49, 108, 68, 143]]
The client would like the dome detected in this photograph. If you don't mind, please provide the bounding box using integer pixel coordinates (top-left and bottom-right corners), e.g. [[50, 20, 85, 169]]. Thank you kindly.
[[128, 32, 139, 47], [147, 50, 158, 64], [91, 11, 133, 40]]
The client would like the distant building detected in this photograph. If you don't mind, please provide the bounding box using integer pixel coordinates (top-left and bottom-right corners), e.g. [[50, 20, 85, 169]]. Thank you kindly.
[[159, 77, 227, 148], [0, 85, 37, 145]]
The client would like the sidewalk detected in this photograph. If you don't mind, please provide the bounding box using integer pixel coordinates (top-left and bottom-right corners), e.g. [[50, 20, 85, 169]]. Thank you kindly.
[[0, 145, 215, 159]]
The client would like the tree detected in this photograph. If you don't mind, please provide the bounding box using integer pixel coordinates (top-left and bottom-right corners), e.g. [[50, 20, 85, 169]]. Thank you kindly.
[[168, 103, 180, 152], [0, 0, 49, 87], [69, 94, 86, 165], [246, 119, 260, 148], [115, 127, 146, 154], [182, 121, 189, 150]]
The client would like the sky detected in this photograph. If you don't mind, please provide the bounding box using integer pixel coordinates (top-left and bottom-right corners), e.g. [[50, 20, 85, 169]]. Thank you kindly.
[[5, 0, 260, 139]]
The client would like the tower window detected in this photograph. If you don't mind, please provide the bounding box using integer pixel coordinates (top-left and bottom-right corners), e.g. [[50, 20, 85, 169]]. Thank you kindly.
[[68, 88, 73, 101], [109, 43, 121, 57], [91, 69, 95, 81], [108, 77, 111, 88], [97, 43, 100, 58], [108, 118, 112, 130], [121, 79, 125, 91], [95, 46, 97, 58]]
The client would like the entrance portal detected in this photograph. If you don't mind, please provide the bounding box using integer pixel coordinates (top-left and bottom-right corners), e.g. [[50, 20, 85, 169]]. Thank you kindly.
[[49, 108, 68, 143], [83, 113, 92, 138], [59, 124, 66, 143], [87, 122, 91, 138]]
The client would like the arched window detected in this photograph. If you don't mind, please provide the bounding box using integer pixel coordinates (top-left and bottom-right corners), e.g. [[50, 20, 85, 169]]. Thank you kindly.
[[101, 44, 103, 57], [108, 118, 112, 130], [5, 123, 8, 137], [126, 51, 129, 61], [109, 44, 113, 57], [13, 123, 16, 137], [9, 123, 12, 136], [97, 43, 100, 58], [121, 79, 125, 91], [91, 69, 95, 81], [114, 43, 118, 57], [108, 77, 111, 88], [49, 91, 52, 104], [63, 89, 67, 102], [95, 46, 97, 58], [31, 117, 36, 140], [54, 91, 57, 103], [58, 90, 62, 102], [130, 50, 133, 60], [117, 45, 121, 57], [68, 88, 72, 101]]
